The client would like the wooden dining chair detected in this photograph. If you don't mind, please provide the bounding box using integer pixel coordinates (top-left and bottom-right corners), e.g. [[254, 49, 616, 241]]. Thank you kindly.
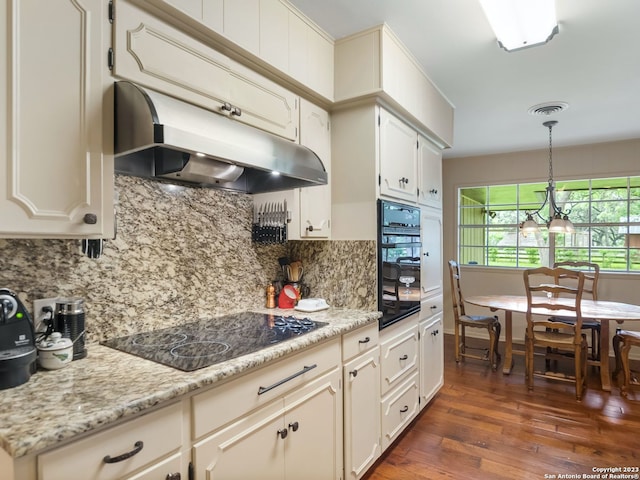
[[552, 261, 601, 364], [613, 329, 640, 397], [523, 266, 588, 400], [448, 260, 501, 370]]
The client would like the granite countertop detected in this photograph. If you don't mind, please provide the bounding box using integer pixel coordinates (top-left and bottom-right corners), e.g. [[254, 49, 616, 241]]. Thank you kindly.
[[0, 307, 380, 459]]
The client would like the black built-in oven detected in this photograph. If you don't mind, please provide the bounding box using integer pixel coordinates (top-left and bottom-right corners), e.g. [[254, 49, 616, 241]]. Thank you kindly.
[[377, 200, 421, 329]]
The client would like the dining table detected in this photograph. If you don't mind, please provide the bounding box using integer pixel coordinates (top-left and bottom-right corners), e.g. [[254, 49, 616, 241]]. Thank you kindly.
[[465, 294, 640, 392]]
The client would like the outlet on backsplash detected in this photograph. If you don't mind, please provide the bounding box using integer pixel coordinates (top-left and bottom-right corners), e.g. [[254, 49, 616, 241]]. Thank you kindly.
[[33, 297, 58, 334]]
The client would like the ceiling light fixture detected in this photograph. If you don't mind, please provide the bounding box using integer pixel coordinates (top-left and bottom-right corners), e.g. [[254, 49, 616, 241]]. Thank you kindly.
[[478, 0, 559, 52], [520, 120, 574, 235]]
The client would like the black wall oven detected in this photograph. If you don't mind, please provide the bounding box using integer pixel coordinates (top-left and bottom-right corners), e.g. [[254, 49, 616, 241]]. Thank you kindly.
[[377, 200, 421, 329]]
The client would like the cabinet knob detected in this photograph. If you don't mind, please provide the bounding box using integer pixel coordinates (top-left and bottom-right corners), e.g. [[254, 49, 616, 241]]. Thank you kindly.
[[429, 189, 438, 194], [288, 421, 299, 432], [400, 405, 409, 413], [430, 305, 437, 310], [399, 354, 408, 361], [83, 213, 98, 224], [358, 337, 371, 344], [166, 474, 181, 480], [431, 329, 439, 336], [231, 106, 242, 117], [349, 369, 358, 378], [221, 102, 233, 113], [277, 428, 288, 439], [423, 252, 429, 257]]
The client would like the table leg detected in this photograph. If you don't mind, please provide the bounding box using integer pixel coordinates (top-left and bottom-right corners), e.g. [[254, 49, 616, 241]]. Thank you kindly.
[[600, 319, 611, 392], [503, 310, 514, 374]]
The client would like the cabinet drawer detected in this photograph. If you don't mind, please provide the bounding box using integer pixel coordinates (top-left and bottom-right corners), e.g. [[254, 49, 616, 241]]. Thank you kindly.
[[380, 323, 418, 396], [420, 295, 443, 321], [192, 339, 340, 439], [127, 452, 182, 480], [381, 372, 419, 450], [38, 402, 182, 480], [342, 322, 379, 362]]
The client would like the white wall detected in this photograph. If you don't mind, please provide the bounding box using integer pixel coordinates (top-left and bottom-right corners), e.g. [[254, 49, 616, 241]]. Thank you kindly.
[[442, 138, 640, 358]]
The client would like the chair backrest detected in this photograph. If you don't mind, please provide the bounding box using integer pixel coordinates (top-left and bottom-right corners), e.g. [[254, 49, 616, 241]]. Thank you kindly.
[[523, 266, 586, 338], [448, 260, 467, 320], [553, 261, 599, 301]]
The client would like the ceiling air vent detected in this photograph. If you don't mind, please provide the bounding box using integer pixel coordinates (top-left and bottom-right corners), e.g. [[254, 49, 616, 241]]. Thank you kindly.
[[527, 102, 569, 116]]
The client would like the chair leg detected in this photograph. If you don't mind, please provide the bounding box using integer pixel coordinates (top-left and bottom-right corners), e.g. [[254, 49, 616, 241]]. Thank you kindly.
[[621, 341, 632, 397], [613, 334, 623, 380], [454, 323, 461, 363], [525, 334, 533, 391], [487, 326, 496, 371], [492, 320, 501, 369], [574, 338, 587, 401]]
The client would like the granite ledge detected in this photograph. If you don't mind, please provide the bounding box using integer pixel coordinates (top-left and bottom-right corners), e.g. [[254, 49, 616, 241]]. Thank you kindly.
[[0, 308, 380, 459]]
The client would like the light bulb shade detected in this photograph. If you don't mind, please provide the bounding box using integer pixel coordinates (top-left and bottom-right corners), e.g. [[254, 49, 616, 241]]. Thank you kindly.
[[563, 215, 575, 233], [520, 216, 540, 234], [478, 0, 559, 51], [548, 214, 568, 233]]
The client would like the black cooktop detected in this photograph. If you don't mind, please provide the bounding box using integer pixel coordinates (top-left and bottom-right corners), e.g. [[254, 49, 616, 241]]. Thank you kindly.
[[102, 312, 327, 372]]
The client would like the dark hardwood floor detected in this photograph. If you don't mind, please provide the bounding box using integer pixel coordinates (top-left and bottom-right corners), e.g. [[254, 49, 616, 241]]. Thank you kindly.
[[364, 334, 640, 480]]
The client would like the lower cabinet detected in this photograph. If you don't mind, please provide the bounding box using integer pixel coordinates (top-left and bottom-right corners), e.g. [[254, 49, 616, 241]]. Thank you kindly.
[[37, 402, 184, 480], [192, 367, 342, 480], [380, 372, 419, 450], [419, 309, 444, 409], [342, 322, 381, 480]]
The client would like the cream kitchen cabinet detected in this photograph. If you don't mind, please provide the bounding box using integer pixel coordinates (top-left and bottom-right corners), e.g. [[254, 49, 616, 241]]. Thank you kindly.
[[142, 0, 334, 101], [37, 402, 185, 480], [191, 338, 342, 480], [112, 0, 299, 142], [419, 305, 444, 409], [192, 368, 342, 480], [420, 208, 443, 300], [335, 24, 453, 148], [378, 315, 420, 450], [342, 322, 381, 480], [252, 97, 331, 240], [417, 135, 443, 209], [379, 108, 418, 204], [0, 0, 114, 238]]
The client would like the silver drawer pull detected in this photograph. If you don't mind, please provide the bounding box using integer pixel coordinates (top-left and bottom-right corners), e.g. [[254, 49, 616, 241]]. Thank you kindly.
[[258, 364, 317, 395], [103, 441, 143, 464]]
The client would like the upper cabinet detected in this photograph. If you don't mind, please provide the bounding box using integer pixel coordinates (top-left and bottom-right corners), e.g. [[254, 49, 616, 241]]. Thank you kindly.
[[379, 110, 418, 204], [0, 0, 114, 238], [142, 0, 335, 102], [417, 135, 442, 209], [112, 0, 299, 142], [335, 24, 454, 149]]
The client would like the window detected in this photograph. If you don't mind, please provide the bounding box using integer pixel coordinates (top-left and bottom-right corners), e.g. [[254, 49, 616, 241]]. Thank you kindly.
[[458, 176, 640, 271]]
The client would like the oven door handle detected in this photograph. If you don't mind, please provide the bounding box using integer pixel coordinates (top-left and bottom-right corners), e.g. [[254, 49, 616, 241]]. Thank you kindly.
[[257, 364, 317, 395]]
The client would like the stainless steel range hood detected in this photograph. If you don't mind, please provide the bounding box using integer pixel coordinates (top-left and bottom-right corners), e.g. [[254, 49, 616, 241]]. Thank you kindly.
[[114, 81, 327, 193]]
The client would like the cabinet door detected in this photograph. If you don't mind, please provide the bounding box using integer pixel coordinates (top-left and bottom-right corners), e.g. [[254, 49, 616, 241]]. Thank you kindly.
[[343, 349, 381, 480], [419, 314, 444, 409], [113, 0, 231, 112], [0, 0, 112, 237], [380, 372, 419, 450], [113, 0, 298, 141], [379, 322, 419, 396], [260, 0, 289, 73], [421, 208, 443, 299], [298, 98, 331, 238], [192, 400, 285, 480], [284, 369, 343, 480], [417, 135, 442, 208], [379, 109, 417, 203]]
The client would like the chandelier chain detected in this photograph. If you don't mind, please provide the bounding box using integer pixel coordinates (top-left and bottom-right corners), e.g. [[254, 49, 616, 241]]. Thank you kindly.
[[548, 122, 553, 182]]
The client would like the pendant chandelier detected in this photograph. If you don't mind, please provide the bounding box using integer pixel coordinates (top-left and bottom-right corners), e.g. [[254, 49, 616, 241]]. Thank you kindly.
[[520, 120, 574, 235]]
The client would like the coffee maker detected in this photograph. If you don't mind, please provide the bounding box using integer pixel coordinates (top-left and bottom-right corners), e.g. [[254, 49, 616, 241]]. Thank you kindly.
[[0, 288, 37, 390]]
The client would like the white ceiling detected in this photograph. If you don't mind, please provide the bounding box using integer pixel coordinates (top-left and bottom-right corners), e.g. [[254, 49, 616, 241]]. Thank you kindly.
[[289, 0, 640, 159]]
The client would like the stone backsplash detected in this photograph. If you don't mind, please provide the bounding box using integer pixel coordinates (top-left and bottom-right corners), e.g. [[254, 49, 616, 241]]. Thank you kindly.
[[0, 175, 376, 344]]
